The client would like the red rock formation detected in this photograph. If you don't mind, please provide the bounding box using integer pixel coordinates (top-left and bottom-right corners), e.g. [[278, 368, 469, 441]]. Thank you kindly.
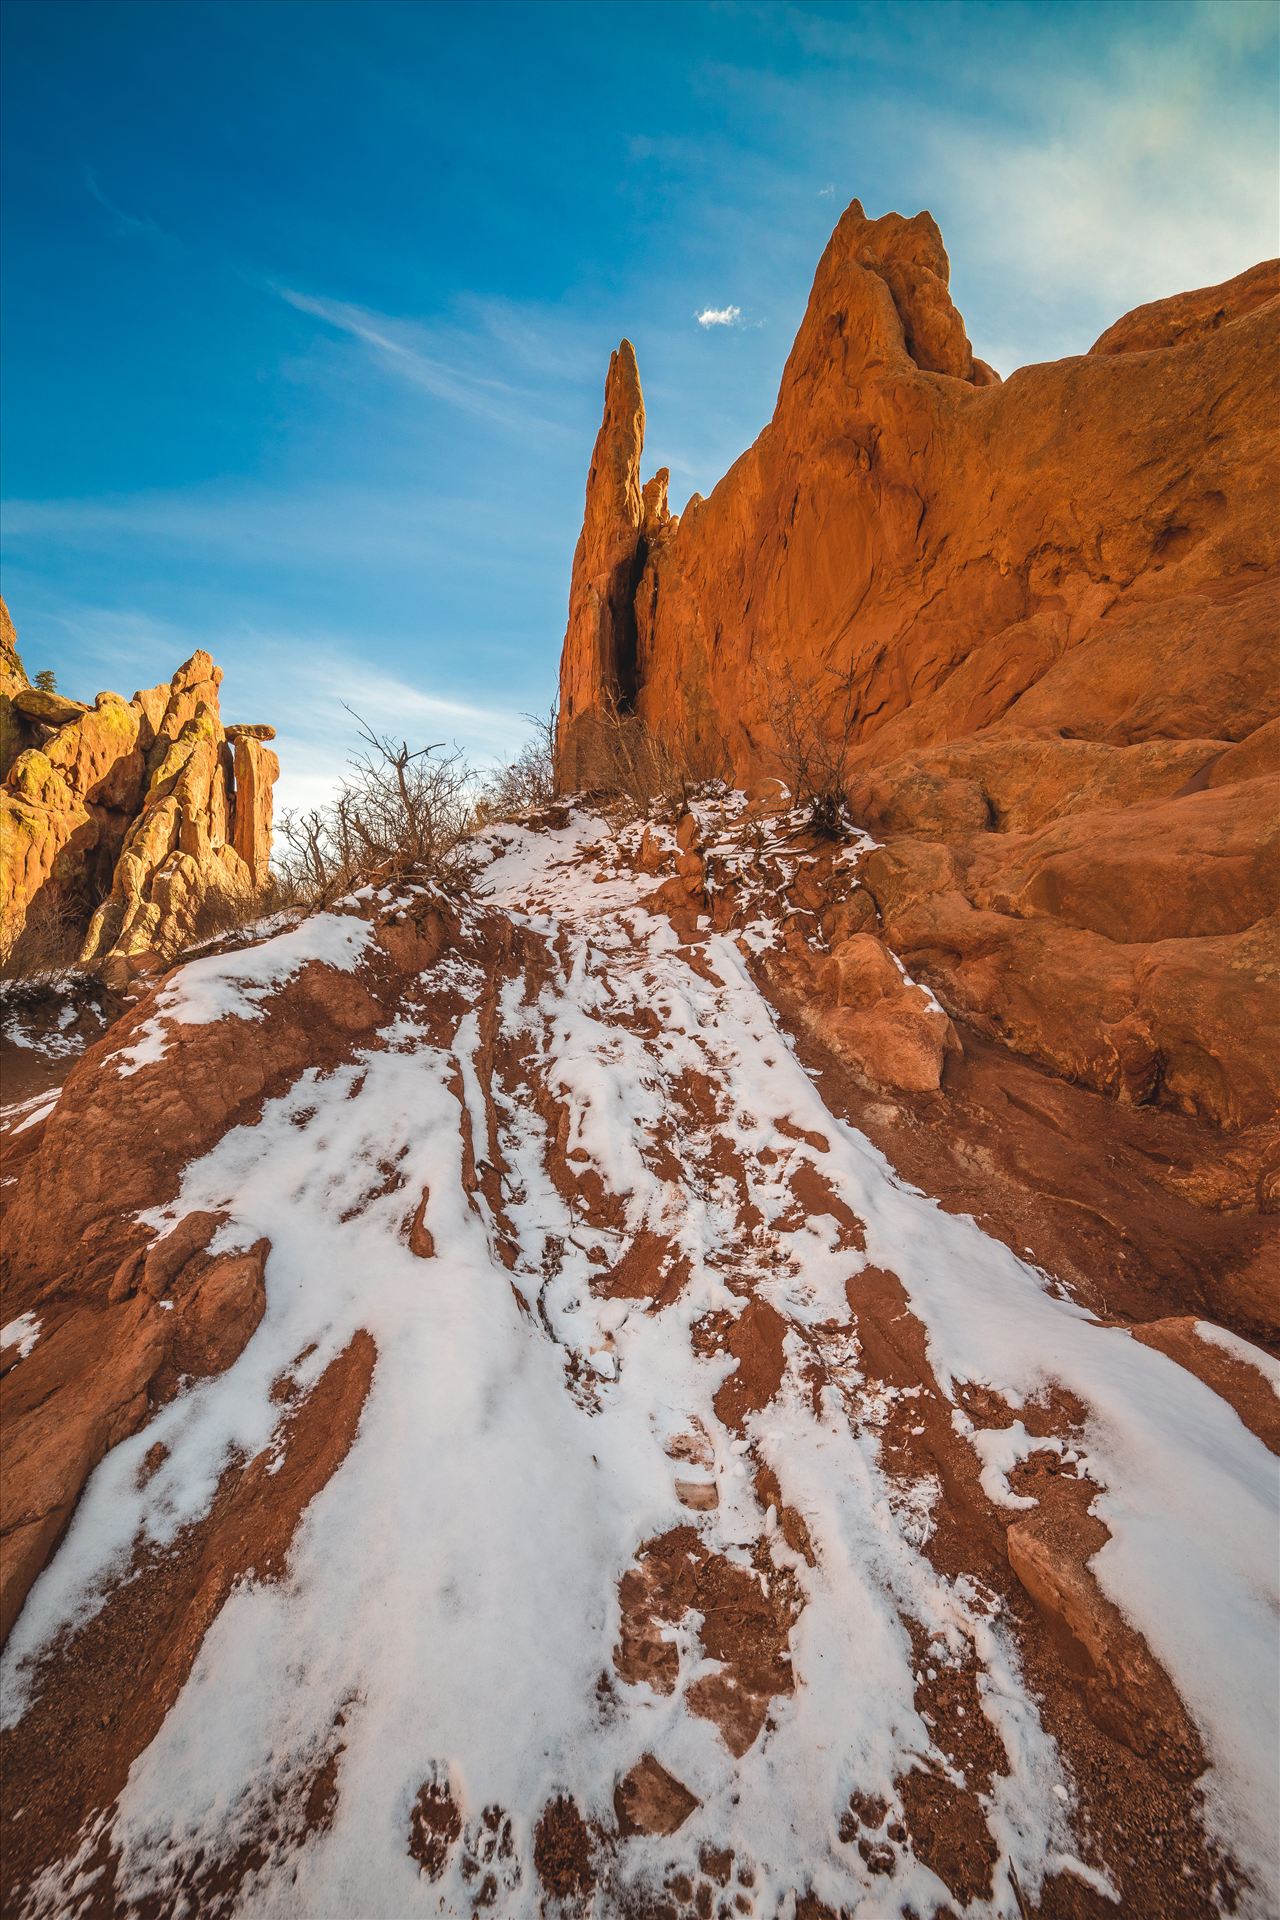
[[0, 606, 279, 973], [555, 201, 1280, 1129], [556, 341, 651, 787]]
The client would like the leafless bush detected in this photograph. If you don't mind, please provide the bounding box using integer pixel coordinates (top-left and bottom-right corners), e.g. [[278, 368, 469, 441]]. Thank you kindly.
[[575, 701, 728, 820], [0, 887, 85, 982], [758, 661, 859, 837], [275, 710, 475, 903], [184, 871, 314, 950], [475, 707, 558, 824]]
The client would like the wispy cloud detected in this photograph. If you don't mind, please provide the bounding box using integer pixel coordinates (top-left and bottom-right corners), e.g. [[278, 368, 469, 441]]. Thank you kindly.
[[275, 286, 570, 434], [925, 28, 1278, 349], [78, 160, 580, 439], [0, 481, 538, 569], [84, 168, 177, 250], [696, 304, 742, 329], [700, 3, 1276, 371]]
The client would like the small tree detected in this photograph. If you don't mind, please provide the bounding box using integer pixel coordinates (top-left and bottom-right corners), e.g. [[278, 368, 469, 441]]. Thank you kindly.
[[34, 668, 58, 694], [476, 707, 558, 822], [274, 709, 475, 903]]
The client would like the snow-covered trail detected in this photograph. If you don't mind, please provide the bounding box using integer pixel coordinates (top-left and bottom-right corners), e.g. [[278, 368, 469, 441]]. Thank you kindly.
[[2, 808, 1276, 1919]]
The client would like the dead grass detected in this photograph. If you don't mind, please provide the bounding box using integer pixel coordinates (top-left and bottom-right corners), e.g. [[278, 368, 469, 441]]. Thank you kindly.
[[0, 888, 86, 983], [570, 702, 728, 820], [475, 709, 558, 825]]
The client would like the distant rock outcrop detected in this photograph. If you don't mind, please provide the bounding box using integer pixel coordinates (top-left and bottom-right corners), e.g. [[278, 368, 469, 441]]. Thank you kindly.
[[0, 599, 279, 977], [556, 200, 1280, 1132]]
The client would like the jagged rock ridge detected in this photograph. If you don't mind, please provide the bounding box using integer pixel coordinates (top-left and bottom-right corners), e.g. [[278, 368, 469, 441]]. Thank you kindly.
[[556, 200, 1280, 1137], [0, 597, 278, 977]]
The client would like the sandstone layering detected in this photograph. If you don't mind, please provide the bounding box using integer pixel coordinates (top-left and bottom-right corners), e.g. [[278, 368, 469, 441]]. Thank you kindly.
[[557, 200, 1280, 1140], [0, 597, 278, 977]]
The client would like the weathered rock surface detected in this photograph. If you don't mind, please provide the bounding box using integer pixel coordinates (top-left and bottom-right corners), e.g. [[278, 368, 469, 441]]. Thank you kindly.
[[0, 598, 31, 781], [812, 931, 958, 1093], [0, 888, 450, 1643], [1006, 1499, 1202, 1776], [1, 813, 1275, 1917], [556, 341, 651, 789], [11, 687, 89, 727], [555, 203, 1280, 1132], [0, 1234, 269, 1647], [0, 602, 279, 972]]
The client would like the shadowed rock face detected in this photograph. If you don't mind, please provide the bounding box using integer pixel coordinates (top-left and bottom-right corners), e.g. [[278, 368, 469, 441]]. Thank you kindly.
[[0, 603, 278, 976], [554, 199, 1280, 1128]]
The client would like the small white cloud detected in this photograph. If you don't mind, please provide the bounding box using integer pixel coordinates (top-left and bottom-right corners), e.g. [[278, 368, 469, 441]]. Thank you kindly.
[[818, 183, 836, 197], [695, 304, 742, 329]]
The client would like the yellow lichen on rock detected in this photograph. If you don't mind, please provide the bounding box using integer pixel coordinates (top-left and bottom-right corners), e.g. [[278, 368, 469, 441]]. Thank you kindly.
[[0, 601, 278, 973]]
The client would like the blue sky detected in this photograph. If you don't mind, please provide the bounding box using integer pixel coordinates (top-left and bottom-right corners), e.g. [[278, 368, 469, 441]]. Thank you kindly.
[[2, 0, 1276, 812]]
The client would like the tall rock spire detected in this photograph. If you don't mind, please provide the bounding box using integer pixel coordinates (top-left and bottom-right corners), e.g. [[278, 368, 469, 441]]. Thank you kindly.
[[555, 340, 647, 788]]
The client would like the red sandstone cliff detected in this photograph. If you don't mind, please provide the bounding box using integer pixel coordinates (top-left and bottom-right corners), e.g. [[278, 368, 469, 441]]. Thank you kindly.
[[556, 200, 1280, 1133]]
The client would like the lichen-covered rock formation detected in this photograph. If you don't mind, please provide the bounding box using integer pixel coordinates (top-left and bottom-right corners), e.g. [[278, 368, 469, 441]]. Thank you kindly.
[[0, 600, 278, 975], [556, 200, 1280, 1132]]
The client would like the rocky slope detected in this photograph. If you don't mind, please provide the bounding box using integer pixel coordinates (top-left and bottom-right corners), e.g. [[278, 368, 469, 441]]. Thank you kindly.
[[1, 201, 1277, 1920], [1, 797, 1277, 1919], [0, 598, 278, 978], [556, 202, 1280, 1144]]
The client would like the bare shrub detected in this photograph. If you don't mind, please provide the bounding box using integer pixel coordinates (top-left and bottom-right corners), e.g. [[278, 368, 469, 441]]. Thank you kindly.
[[757, 661, 859, 837], [184, 871, 314, 951], [574, 700, 728, 819], [0, 887, 85, 982], [275, 710, 475, 903], [275, 805, 339, 902], [476, 707, 558, 824]]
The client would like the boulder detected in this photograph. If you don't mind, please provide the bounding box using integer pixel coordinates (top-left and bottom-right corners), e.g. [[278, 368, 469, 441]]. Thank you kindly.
[[813, 933, 958, 1093], [11, 687, 89, 727]]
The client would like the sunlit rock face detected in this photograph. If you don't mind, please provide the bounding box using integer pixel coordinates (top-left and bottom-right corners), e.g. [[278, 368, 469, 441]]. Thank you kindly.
[[555, 339, 652, 790], [555, 200, 1280, 1130], [0, 599, 279, 975]]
